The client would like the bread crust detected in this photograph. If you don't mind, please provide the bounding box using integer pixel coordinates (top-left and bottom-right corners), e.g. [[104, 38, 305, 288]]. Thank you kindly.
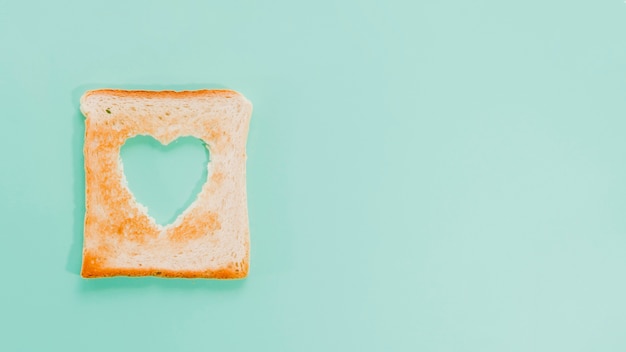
[[81, 257, 249, 279], [81, 89, 241, 100], [80, 89, 252, 279]]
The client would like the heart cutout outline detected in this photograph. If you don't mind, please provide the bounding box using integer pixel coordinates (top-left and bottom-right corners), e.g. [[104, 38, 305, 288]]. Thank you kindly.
[[119, 135, 210, 226]]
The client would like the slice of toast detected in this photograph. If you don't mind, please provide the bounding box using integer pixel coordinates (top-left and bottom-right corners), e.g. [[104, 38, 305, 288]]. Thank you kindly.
[[80, 89, 252, 279]]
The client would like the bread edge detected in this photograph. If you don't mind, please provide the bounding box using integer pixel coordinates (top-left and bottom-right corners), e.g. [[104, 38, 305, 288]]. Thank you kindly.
[[80, 89, 249, 109], [81, 261, 249, 279]]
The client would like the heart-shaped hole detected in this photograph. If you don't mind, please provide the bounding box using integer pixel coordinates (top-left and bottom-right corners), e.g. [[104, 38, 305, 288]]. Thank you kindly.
[[120, 135, 210, 226]]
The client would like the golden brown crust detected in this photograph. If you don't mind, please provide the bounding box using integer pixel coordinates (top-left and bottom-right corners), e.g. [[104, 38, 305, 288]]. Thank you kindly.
[[81, 88, 243, 100], [80, 89, 251, 279], [81, 251, 248, 279]]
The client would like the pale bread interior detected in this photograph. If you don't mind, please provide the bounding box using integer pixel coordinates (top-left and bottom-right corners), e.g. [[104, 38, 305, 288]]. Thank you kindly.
[[80, 89, 252, 278]]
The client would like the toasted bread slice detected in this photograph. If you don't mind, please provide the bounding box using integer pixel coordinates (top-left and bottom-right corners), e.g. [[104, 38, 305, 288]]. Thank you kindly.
[[80, 89, 252, 279]]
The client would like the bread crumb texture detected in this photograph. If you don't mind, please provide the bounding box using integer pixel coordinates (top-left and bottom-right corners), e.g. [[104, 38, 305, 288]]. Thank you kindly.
[[80, 89, 252, 279]]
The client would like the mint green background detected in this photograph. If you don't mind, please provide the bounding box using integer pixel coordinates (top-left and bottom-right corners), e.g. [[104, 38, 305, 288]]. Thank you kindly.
[[2, 0, 626, 351]]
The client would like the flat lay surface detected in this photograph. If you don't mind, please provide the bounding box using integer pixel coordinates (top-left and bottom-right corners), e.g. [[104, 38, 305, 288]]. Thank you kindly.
[[2, 1, 626, 351]]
